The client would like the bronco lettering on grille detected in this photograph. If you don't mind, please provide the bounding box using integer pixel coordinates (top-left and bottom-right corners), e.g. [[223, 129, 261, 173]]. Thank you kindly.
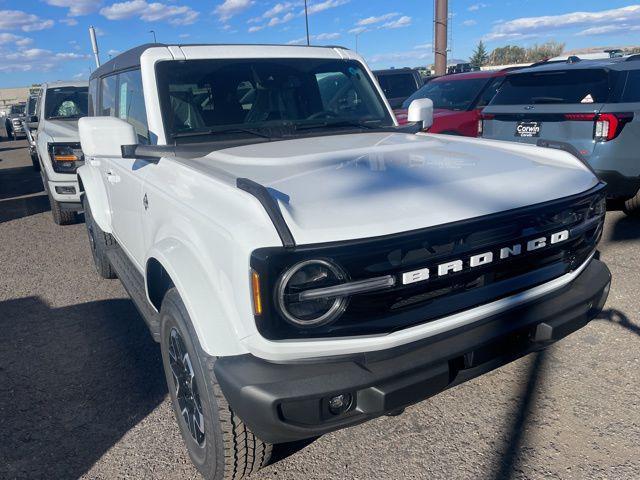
[[401, 229, 570, 285]]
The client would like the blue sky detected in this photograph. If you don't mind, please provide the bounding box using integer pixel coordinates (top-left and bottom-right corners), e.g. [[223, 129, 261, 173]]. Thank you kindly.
[[0, 0, 639, 87]]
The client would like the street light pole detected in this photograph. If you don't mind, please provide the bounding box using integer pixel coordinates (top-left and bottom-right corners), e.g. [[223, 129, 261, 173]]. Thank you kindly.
[[149, 30, 157, 43], [304, 0, 310, 45]]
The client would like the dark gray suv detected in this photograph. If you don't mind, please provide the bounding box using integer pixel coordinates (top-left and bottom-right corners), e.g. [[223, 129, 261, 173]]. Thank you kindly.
[[481, 56, 640, 215]]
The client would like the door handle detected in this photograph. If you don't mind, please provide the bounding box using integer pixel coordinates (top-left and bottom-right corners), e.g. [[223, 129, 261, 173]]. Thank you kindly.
[[105, 170, 121, 184]]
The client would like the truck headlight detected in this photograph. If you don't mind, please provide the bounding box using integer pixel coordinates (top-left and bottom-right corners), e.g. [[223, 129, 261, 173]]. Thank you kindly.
[[49, 143, 84, 174], [276, 259, 348, 327]]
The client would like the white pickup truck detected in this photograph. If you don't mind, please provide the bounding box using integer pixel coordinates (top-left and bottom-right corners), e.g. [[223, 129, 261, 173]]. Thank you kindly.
[[34, 81, 88, 225], [78, 44, 611, 480]]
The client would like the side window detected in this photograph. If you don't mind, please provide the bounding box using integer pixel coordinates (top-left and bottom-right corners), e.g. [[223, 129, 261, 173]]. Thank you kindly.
[[88, 79, 98, 116], [99, 75, 117, 117], [476, 77, 504, 108], [622, 70, 640, 103], [118, 70, 149, 143]]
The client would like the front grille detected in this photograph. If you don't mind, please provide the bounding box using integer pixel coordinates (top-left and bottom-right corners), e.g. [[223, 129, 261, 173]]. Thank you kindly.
[[251, 184, 606, 340]]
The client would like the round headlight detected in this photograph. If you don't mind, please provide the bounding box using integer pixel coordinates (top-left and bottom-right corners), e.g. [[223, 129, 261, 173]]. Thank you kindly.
[[276, 259, 348, 327]]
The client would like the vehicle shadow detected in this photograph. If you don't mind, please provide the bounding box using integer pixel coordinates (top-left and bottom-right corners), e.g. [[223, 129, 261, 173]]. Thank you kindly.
[[597, 308, 640, 337], [0, 165, 44, 200], [0, 165, 49, 224], [607, 214, 640, 242], [0, 296, 167, 479], [490, 350, 548, 480]]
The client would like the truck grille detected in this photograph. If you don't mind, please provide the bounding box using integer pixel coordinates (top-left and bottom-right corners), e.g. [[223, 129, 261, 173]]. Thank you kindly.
[[252, 184, 606, 340]]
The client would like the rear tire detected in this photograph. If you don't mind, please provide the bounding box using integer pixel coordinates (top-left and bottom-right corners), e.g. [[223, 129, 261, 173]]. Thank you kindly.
[[160, 289, 272, 480], [623, 191, 640, 217], [83, 195, 117, 279], [47, 188, 76, 225]]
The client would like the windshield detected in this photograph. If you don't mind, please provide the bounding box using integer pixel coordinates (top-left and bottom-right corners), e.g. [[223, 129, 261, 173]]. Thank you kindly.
[[490, 69, 615, 105], [156, 58, 394, 139], [402, 77, 489, 110], [10, 104, 25, 115], [44, 86, 88, 120]]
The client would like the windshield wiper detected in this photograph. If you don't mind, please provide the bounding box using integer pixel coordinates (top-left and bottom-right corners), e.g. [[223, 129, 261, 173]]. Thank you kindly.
[[47, 115, 83, 120], [295, 119, 384, 131], [172, 127, 272, 139], [531, 96, 565, 104]]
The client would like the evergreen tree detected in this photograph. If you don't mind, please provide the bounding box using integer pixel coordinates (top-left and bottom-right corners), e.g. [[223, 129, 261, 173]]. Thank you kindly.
[[469, 40, 489, 68]]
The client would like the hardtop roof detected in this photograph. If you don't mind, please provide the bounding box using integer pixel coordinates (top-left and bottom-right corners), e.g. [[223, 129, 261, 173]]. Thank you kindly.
[[90, 43, 351, 80]]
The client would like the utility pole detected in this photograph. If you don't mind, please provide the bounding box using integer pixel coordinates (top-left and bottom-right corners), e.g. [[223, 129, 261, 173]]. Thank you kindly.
[[89, 26, 100, 68], [304, 0, 310, 45], [434, 0, 448, 76]]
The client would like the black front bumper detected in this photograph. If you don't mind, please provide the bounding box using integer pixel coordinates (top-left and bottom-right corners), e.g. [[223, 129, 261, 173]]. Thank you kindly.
[[596, 170, 640, 200], [215, 259, 611, 444]]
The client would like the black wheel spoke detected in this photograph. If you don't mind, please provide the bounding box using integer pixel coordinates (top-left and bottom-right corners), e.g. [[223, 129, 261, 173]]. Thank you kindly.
[[167, 327, 205, 446]]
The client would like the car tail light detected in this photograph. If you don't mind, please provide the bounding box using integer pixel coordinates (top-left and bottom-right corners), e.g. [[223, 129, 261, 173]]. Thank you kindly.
[[564, 112, 633, 142]]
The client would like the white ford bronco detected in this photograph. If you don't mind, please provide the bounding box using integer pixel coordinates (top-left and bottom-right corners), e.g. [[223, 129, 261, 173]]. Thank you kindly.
[[35, 81, 88, 225], [78, 44, 611, 480]]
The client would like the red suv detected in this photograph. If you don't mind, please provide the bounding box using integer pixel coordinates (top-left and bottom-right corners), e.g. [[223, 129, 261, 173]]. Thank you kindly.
[[394, 69, 514, 136]]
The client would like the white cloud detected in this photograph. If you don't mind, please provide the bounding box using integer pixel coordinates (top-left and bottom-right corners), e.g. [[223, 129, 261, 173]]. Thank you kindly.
[[462, 19, 477, 26], [367, 49, 432, 66], [287, 31, 341, 44], [267, 12, 295, 26], [263, 2, 296, 19], [348, 26, 367, 34], [413, 42, 432, 50], [0, 33, 33, 46], [306, 0, 349, 15], [100, 0, 199, 25], [577, 24, 640, 36], [179, 33, 191, 38], [248, 25, 264, 32], [45, 0, 100, 16], [486, 5, 640, 41], [0, 10, 55, 32], [107, 49, 120, 56], [60, 18, 79, 26], [0, 48, 90, 72], [214, 0, 252, 21], [381, 15, 411, 29], [356, 12, 398, 26], [468, 3, 488, 11]]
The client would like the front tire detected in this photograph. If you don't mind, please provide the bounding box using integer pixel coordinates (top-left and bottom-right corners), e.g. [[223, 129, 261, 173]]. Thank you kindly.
[[623, 191, 640, 217], [160, 289, 272, 480], [47, 188, 76, 225], [83, 195, 116, 278]]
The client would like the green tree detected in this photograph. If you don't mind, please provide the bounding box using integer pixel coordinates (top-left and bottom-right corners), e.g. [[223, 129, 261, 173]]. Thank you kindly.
[[488, 45, 527, 65], [469, 40, 489, 68], [525, 41, 565, 62]]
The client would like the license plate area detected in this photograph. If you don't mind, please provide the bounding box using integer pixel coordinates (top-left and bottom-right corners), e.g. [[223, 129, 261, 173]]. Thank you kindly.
[[515, 121, 541, 137]]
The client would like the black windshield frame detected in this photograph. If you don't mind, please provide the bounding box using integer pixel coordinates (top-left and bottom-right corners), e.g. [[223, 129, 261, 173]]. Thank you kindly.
[[155, 58, 395, 142]]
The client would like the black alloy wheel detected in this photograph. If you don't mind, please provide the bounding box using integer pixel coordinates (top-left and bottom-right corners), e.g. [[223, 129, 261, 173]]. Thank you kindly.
[[168, 327, 206, 446]]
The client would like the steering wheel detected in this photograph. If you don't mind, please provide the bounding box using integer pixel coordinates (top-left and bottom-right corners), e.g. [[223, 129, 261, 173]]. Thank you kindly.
[[307, 110, 340, 120]]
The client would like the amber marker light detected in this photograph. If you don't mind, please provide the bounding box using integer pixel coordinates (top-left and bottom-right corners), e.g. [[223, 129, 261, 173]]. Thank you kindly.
[[251, 269, 263, 316]]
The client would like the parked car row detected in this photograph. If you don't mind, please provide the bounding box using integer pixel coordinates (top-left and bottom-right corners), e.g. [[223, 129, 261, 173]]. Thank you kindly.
[[382, 55, 640, 216], [0, 102, 27, 141], [21, 43, 612, 480]]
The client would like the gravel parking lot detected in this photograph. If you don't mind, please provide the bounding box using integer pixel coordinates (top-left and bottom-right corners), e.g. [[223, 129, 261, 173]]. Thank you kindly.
[[1, 138, 640, 480]]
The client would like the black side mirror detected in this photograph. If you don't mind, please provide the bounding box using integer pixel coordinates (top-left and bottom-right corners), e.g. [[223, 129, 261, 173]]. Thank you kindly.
[[30, 115, 38, 122]]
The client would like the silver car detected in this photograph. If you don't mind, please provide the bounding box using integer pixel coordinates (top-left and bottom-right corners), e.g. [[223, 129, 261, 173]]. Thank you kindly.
[[481, 55, 640, 215]]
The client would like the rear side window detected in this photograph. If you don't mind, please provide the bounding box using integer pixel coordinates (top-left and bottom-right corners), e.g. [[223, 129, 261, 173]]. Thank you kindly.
[[621, 70, 640, 103], [490, 69, 613, 105], [378, 73, 417, 99]]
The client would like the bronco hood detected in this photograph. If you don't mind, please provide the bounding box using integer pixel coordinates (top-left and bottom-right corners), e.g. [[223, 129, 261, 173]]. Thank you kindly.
[[42, 119, 80, 142], [199, 132, 599, 245]]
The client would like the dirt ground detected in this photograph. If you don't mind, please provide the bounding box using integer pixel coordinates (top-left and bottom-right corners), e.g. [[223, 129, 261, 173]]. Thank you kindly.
[[1, 139, 639, 480]]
